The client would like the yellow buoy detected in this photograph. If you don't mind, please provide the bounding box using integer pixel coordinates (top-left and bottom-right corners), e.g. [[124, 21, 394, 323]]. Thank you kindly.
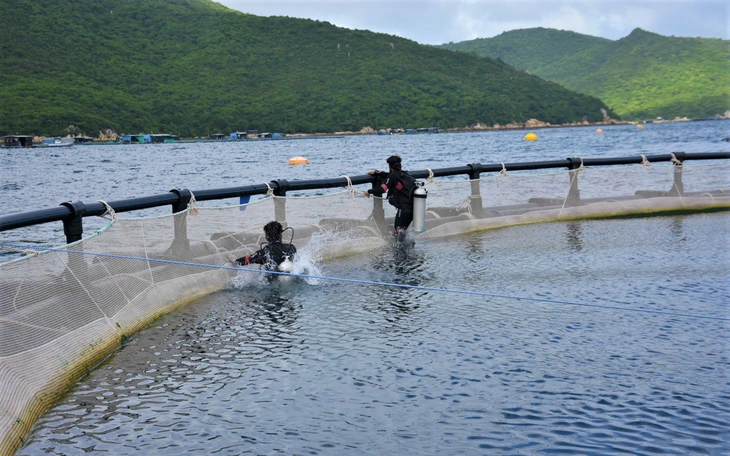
[[636, 124, 644, 129], [288, 156, 309, 165], [524, 132, 538, 141], [596, 129, 603, 134]]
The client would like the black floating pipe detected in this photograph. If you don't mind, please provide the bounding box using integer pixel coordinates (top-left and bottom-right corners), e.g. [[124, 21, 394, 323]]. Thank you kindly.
[[1, 152, 728, 235]]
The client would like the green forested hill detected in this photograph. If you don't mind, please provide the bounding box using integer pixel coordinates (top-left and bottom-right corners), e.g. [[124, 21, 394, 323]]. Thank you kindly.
[[441, 28, 730, 120], [0, 0, 613, 137], [442, 27, 611, 73]]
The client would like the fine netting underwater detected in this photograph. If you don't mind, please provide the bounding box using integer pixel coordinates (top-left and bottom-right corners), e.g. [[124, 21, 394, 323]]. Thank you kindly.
[[1, 158, 729, 454]]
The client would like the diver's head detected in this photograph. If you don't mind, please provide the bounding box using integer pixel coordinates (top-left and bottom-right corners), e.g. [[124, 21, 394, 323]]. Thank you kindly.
[[264, 221, 284, 243], [387, 155, 402, 172]]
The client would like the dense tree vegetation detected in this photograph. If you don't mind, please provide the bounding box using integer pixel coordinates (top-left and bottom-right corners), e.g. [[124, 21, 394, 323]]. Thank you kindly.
[[0, 0, 613, 137], [441, 28, 729, 120]]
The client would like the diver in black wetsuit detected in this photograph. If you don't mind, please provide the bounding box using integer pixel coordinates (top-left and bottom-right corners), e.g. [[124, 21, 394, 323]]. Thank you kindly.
[[234, 221, 297, 277], [363, 155, 414, 235]]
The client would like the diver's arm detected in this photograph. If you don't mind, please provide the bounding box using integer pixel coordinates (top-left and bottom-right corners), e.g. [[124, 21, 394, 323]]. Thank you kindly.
[[236, 248, 266, 265], [364, 170, 389, 197]]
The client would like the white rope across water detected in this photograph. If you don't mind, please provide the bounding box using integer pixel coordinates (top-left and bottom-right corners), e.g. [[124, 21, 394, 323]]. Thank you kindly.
[[2, 242, 726, 322]]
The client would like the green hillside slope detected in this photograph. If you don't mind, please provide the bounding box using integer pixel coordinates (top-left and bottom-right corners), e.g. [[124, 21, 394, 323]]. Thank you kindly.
[[441, 28, 729, 120], [0, 0, 613, 137], [442, 27, 610, 73]]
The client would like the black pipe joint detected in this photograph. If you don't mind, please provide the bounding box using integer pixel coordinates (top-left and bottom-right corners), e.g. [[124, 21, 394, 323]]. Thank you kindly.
[[567, 157, 583, 170], [468, 163, 483, 179], [272, 179, 289, 197], [170, 188, 192, 213], [60, 200, 86, 241]]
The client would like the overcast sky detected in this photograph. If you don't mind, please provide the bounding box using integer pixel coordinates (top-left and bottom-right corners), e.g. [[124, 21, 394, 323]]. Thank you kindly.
[[216, 0, 728, 44]]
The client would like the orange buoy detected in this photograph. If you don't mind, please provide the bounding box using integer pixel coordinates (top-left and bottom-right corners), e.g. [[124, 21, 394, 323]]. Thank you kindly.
[[636, 124, 644, 129], [596, 129, 603, 133], [288, 156, 309, 165]]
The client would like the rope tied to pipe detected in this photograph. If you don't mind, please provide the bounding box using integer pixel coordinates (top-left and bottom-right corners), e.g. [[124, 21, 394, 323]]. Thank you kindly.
[[640, 154, 651, 167], [426, 168, 435, 183], [188, 190, 200, 216], [97, 200, 117, 222], [264, 182, 274, 197], [341, 175, 357, 198], [670, 152, 683, 174]]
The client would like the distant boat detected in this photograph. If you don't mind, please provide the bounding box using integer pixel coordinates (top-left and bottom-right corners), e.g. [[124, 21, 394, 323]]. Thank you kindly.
[[2, 135, 35, 148], [39, 137, 74, 148]]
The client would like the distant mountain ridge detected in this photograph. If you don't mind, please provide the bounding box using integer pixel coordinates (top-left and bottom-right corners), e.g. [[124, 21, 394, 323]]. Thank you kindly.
[[0, 0, 613, 137], [440, 27, 730, 120]]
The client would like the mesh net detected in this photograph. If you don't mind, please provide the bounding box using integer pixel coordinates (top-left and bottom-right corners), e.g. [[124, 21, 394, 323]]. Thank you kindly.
[[1, 160, 729, 454]]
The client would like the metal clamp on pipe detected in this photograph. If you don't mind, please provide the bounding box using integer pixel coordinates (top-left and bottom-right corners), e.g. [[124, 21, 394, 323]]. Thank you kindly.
[[272, 179, 289, 197], [467, 163, 483, 180], [170, 188, 192, 213], [59, 200, 86, 244], [567, 157, 583, 170]]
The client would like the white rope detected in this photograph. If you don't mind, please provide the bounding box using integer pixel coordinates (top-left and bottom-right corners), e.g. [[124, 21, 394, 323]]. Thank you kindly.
[[640, 154, 651, 167], [426, 168, 435, 183], [4, 241, 727, 321], [264, 182, 274, 197], [0, 244, 40, 256], [341, 175, 357, 198], [97, 200, 117, 222], [188, 190, 200, 216], [454, 195, 472, 213], [670, 153, 683, 174], [558, 160, 584, 217], [500, 163, 508, 176]]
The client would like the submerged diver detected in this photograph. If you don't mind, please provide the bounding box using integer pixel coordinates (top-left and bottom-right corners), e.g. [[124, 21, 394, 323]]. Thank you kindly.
[[232, 221, 297, 278], [364, 155, 417, 236]]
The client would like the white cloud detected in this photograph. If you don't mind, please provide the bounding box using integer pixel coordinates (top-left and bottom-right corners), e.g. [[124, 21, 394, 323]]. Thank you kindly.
[[216, 0, 729, 43]]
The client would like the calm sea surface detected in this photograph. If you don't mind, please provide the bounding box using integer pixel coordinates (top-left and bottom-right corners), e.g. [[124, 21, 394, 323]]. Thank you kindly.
[[5, 121, 730, 455]]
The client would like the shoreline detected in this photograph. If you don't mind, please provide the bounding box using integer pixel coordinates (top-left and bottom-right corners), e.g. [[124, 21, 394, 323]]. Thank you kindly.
[[7, 116, 729, 146]]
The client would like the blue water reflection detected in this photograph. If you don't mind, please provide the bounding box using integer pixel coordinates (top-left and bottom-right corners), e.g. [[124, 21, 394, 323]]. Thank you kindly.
[[7, 121, 730, 454], [18, 211, 729, 455]]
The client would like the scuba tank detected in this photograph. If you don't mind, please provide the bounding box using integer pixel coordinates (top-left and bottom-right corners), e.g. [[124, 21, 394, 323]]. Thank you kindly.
[[278, 255, 294, 273], [412, 183, 428, 232], [277, 255, 294, 283]]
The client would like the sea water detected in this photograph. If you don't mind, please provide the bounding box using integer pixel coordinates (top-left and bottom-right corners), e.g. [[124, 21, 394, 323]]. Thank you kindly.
[[5, 121, 730, 455]]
